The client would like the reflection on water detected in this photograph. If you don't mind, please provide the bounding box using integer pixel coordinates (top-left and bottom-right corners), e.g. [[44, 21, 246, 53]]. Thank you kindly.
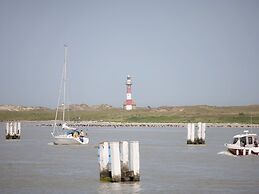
[[98, 182, 141, 194]]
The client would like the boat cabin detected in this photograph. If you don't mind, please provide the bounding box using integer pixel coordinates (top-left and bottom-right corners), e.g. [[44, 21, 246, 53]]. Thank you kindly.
[[232, 130, 258, 148]]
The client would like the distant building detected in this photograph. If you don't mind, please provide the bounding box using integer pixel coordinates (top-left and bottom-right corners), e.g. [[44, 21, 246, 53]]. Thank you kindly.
[[123, 75, 136, 110]]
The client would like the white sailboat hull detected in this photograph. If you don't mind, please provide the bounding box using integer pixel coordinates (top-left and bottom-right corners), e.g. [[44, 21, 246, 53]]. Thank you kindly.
[[53, 134, 89, 145]]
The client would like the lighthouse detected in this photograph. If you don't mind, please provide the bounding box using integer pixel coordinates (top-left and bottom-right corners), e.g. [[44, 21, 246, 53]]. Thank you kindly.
[[123, 75, 136, 110]]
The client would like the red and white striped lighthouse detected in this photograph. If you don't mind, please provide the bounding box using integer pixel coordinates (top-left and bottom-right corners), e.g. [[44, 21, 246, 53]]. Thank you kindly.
[[123, 75, 136, 110]]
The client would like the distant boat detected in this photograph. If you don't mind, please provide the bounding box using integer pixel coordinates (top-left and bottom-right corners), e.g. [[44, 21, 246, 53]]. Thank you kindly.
[[51, 45, 89, 145], [225, 130, 259, 156]]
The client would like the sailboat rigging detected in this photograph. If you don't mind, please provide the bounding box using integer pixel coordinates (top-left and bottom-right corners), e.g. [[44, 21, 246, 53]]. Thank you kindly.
[[51, 45, 89, 145]]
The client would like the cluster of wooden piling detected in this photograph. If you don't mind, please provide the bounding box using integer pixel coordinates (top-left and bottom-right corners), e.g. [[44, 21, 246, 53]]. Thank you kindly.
[[98, 141, 140, 182], [187, 122, 206, 144], [6, 122, 21, 139]]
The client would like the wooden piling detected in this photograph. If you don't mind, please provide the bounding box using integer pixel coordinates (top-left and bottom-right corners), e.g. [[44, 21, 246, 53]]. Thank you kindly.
[[98, 140, 140, 182], [190, 123, 195, 143], [187, 122, 206, 144], [110, 142, 121, 182], [14, 122, 17, 138], [6, 122, 21, 140], [9, 122, 14, 137], [119, 141, 129, 181], [187, 123, 192, 144], [6, 122, 10, 139], [197, 122, 202, 143], [14, 122, 17, 135], [17, 122, 21, 139], [201, 123, 206, 144], [129, 141, 140, 181], [98, 142, 110, 181]]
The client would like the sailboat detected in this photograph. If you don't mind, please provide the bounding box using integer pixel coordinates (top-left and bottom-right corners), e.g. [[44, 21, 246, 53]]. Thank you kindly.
[[51, 45, 89, 145]]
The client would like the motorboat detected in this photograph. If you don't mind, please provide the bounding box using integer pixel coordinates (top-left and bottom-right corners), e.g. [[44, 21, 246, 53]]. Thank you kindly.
[[225, 130, 259, 156]]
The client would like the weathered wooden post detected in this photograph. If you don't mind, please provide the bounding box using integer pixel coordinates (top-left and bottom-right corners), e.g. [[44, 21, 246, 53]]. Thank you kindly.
[[6, 122, 10, 139], [129, 141, 140, 181], [196, 122, 202, 144], [98, 142, 110, 181], [119, 141, 129, 181], [201, 123, 206, 144], [17, 122, 21, 139], [9, 122, 14, 138], [190, 123, 195, 144], [187, 123, 191, 144], [13, 122, 17, 138], [110, 142, 121, 182]]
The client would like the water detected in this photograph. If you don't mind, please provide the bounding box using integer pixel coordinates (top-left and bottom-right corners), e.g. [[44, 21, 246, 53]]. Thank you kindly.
[[0, 123, 259, 194]]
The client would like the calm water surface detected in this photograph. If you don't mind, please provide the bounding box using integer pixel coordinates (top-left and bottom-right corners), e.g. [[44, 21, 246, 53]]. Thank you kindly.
[[0, 123, 259, 194]]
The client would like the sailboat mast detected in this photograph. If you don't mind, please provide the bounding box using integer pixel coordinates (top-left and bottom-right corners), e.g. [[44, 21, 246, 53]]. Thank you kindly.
[[63, 45, 68, 122]]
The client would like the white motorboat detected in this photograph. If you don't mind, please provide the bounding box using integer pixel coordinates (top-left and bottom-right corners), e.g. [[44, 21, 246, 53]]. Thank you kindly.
[[51, 45, 89, 145], [225, 130, 259, 156]]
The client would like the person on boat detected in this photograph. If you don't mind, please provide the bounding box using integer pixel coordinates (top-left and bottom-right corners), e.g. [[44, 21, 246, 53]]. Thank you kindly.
[[240, 137, 246, 147], [73, 131, 79, 138], [79, 130, 85, 142]]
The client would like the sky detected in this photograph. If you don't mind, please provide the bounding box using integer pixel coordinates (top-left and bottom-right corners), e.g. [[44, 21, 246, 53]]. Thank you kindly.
[[0, 0, 259, 108]]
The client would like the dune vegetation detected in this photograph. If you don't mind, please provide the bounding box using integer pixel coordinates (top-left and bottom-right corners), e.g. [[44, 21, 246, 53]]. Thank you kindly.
[[1, 105, 259, 124]]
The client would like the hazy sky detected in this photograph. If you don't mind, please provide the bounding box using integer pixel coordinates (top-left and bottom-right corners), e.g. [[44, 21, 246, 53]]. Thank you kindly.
[[1, 0, 259, 108]]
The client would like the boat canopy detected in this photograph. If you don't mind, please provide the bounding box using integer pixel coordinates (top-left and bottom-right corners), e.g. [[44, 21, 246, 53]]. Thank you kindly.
[[233, 133, 257, 139]]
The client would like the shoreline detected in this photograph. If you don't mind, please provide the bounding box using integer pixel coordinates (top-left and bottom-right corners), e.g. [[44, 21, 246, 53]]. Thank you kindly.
[[14, 121, 259, 128]]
